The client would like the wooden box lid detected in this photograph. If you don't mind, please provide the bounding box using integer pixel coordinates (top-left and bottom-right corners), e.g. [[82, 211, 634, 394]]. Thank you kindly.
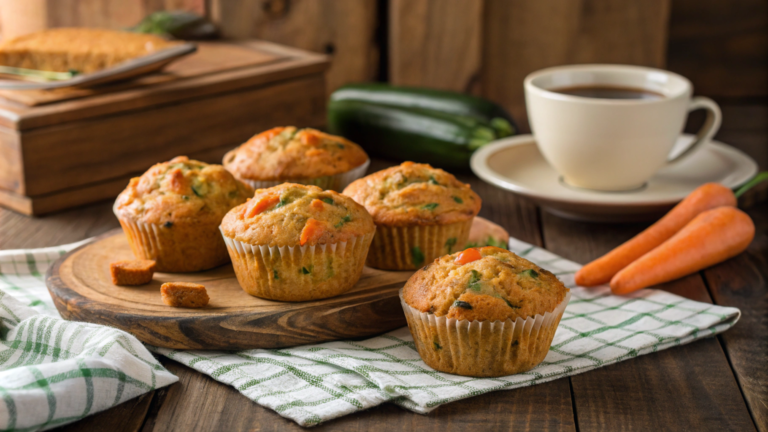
[[0, 40, 329, 131]]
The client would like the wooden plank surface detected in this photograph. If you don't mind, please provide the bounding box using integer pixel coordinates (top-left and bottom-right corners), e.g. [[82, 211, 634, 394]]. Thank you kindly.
[[704, 205, 768, 432], [0, 102, 761, 430], [482, 0, 671, 124], [210, 0, 379, 97], [388, 0, 484, 94], [541, 213, 757, 432]]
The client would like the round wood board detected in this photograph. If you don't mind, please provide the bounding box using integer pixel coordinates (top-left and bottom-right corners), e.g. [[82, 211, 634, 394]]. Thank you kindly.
[[46, 229, 412, 350]]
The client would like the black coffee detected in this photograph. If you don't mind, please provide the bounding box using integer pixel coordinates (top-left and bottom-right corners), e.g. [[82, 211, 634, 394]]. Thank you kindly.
[[551, 85, 664, 100]]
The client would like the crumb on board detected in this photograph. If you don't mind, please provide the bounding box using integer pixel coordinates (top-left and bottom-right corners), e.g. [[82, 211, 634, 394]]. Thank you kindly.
[[110, 260, 156, 285], [161, 282, 209, 308]]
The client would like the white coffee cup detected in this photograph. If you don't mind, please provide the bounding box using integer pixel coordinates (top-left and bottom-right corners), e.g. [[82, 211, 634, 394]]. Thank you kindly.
[[524, 64, 721, 191]]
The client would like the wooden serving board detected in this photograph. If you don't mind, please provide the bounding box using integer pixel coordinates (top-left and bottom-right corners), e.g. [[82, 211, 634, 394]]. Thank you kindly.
[[46, 229, 411, 350]]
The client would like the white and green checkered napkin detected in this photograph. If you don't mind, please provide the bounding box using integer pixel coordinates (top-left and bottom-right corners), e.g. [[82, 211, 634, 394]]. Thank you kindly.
[[0, 242, 178, 431], [0, 238, 741, 429]]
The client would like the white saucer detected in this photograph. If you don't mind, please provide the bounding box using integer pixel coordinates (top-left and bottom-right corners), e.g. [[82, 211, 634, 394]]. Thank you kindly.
[[470, 134, 758, 222]]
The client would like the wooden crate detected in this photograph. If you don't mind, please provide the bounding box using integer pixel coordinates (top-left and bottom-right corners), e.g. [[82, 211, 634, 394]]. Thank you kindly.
[[0, 40, 329, 216]]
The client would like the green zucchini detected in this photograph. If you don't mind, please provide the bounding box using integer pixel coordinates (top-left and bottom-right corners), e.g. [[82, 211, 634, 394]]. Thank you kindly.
[[330, 83, 517, 137], [327, 100, 500, 169]]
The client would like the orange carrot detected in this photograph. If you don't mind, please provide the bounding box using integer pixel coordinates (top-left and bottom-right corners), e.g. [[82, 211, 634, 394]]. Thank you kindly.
[[310, 199, 325, 211], [455, 248, 482, 265], [610, 206, 754, 295], [246, 194, 280, 218], [300, 218, 324, 246], [575, 183, 736, 286]]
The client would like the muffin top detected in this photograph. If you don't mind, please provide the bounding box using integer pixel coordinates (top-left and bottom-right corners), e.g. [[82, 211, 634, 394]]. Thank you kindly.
[[222, 127, 369, 181], [402, 246, 568, 322], [114, 156, 253, 225], [342, 162, 481, 226], [220, 183, 375, 247]]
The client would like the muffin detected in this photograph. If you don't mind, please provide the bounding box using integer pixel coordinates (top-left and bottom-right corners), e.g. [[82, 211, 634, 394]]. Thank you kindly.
[[220, 183, 375, 301], [114, 156, 253, 272], [343, 162, 481, 270], [0, 28, 176, 73], [401, 246, 570, 377], [222, 126, 370, 191]]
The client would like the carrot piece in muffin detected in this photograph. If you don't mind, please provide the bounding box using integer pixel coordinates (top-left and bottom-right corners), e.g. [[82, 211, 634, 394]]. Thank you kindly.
[[247, 194, 280, 217], [110, 260, 156, 286], [160, 282, 209, 308], [455, 248, 482, 265], [310, 199, 325, 211], [300, 218, 325, 246]]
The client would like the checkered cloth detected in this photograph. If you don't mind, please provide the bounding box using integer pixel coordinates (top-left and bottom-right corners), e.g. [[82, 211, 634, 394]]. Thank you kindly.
[[0, 242, 177, 431], [0, 238, 740, 429]]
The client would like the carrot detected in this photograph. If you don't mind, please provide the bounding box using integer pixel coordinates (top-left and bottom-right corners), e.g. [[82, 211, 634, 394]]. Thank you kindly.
[[455, 248, 482, 265], [610, 206, 755, 295], [246, 194, 280, 218], [574, 183, 736, 286], [310, 199, 325, 211], [300, 218, 324, 246]]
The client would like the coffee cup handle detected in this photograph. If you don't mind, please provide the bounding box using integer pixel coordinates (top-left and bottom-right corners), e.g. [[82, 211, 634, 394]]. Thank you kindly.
[[667, 96, 722, 164]]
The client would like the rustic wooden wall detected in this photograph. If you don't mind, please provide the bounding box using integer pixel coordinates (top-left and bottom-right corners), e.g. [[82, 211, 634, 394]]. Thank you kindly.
[[480, 0, 671, 125], [667, 0, 767, 98], [388, 0, 483, 94], [209, 0, 379, 97]]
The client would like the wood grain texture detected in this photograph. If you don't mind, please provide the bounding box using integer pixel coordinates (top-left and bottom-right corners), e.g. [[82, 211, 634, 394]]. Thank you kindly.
[[150, 359, 575, 432], [1, 70, 327, 215], [47, 229, 411, 350], [482, 0, 671, 124], [541, 211, 757, 431], [389, 0, 483, 94], [667, 0, 768, 98], [210, 0, 379, 97], [0, 201, 119, 249], [55, 391, 155, 432], [0, 41, 327, 130], [704, 203, 768, 432]]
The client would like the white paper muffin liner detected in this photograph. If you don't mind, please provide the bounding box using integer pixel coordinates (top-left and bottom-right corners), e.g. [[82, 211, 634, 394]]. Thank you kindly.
[[222, 230, 374, 302], [400, 289, 571, 377], [241, 158, 370, 192], [117, 216, 229, 272], [366, 219, 473, 270]]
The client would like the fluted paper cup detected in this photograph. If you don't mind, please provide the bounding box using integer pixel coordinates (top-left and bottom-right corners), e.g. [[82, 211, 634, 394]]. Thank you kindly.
[[366, 219, 473, 270], [401, 290, 571, 377], [241, 159, 370, 192], [117, 217, 229, 273], [222, 231, 374, 302]]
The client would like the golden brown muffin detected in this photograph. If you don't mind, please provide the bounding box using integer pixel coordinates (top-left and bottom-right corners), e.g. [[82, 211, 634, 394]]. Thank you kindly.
[[0, 28, 176, 73], [401, 246, 570, 377], [114, 156, 253, 272], [222, 127, 369, 190], [220, 183, 376, 301], [343, 162, 481, 270]]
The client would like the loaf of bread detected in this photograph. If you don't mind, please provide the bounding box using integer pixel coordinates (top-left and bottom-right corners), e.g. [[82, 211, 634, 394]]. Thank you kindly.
[[0, 28, 176, 73]]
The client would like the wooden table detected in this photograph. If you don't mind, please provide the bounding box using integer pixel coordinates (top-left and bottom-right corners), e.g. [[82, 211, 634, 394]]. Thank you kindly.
[[1, 108, 766, 431]]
